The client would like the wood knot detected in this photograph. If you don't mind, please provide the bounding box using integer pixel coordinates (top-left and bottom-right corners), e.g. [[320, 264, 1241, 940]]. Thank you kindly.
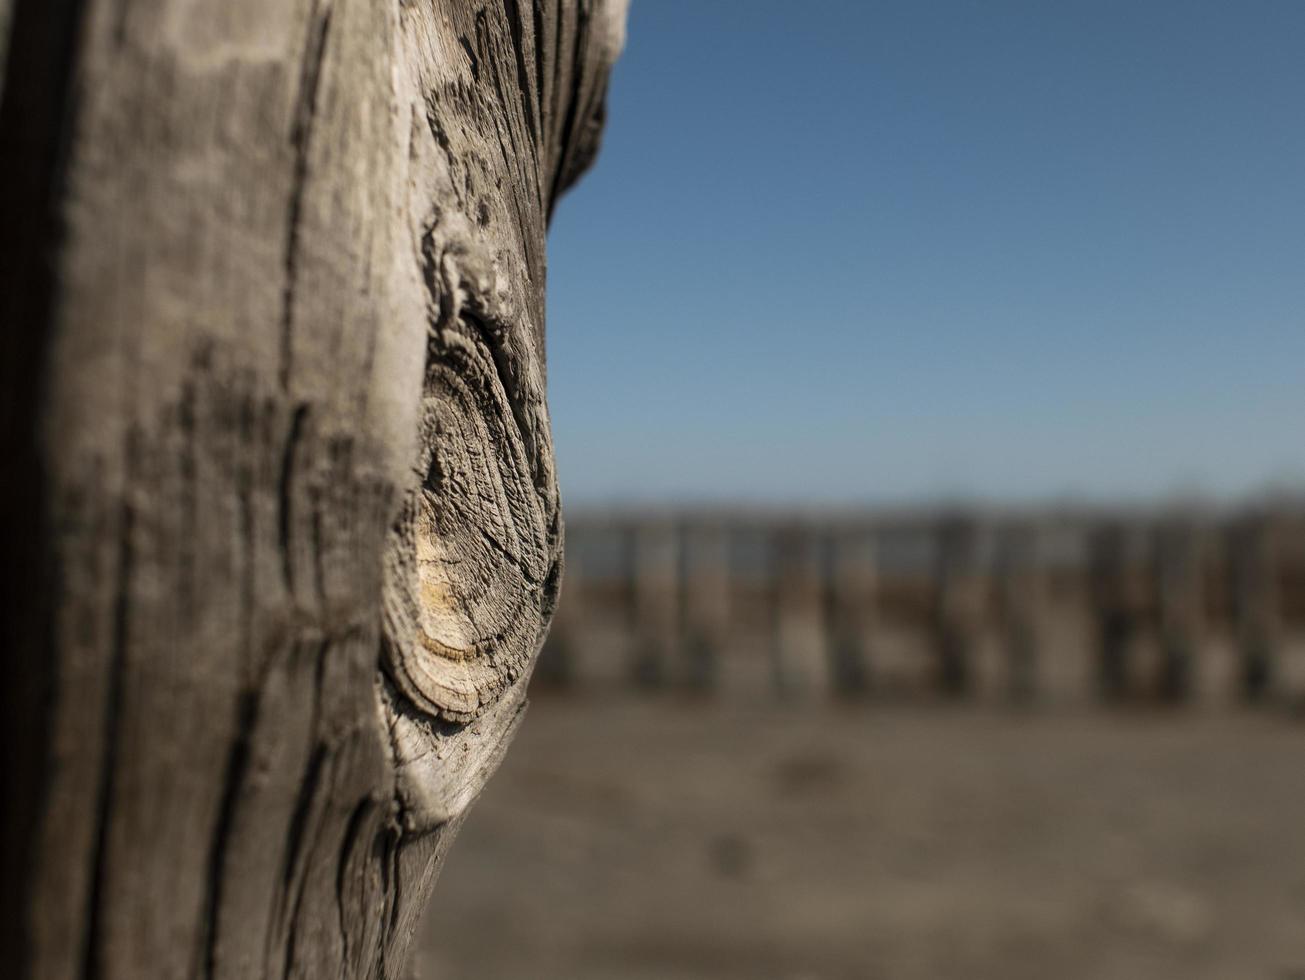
[[383, 234, 559, 723]]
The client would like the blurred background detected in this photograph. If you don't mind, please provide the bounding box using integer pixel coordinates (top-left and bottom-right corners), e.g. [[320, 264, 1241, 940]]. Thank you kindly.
[[419, 2, 1305, 978]]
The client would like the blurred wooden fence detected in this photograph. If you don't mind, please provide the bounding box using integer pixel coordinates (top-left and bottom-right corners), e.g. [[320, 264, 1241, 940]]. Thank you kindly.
[[535, 505, 1305, 706]]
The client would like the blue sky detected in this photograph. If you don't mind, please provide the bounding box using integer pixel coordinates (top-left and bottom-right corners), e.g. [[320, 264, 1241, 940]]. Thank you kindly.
[[544, 0, 1305, 506]]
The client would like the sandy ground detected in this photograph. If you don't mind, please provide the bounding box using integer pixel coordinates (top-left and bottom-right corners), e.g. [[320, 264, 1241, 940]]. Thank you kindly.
[[417, 697, 1305, 980]]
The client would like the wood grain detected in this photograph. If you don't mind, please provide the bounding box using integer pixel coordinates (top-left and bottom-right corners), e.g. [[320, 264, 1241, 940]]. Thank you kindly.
[[0, 2, 626, 978]]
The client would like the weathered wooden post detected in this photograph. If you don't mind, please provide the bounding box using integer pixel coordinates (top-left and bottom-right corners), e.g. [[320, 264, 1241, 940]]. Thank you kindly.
[[931, 513, 980, 697], [995, 519, 1043, 704], [0, 3, 627, 977], [824, 521, 877, 696], [1089, 520, 1145, 701], [1152, 517, 1204, 702], [680, 518, 732, 693], [772, 520, 831, 698], [630, 517, 680, 689], [1228, 511, 1281, 702]]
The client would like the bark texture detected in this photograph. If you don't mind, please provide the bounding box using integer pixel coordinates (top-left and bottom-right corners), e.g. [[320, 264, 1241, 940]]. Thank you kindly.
[[0, 2, 626, 978]]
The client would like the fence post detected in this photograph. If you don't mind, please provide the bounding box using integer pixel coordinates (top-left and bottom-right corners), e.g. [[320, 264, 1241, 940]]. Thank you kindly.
[[996, 519, 1043, 704], [825, 521, 877, 695], [1089, 520, 1146, 701], [1153, 517, 1204, 703], [773, 520, 831, 698], [630, 517, 680, 688], [681, 519, 732, 692], [932, 513, 980, 697], [1229, 511, 1280, 702]]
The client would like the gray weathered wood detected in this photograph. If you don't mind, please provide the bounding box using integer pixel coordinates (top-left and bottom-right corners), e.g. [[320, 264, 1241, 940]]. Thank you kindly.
[[0, 2, 626, 978]]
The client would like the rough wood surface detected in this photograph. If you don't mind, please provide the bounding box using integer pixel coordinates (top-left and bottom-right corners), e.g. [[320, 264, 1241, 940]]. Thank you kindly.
[[0, 2, 626, 978]]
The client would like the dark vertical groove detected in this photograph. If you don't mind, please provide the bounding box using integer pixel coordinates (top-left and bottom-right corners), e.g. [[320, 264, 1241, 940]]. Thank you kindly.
[[279, 746, 337, 980], [280, 743, 327, 893], [236, 392, 257, 680], [279, 4, 334, 393], [80, 494, 136, 980], [547, 5, 591, 218], [271, 637, 330, 980], [531, 0, 548, 139], [457, 34, 480, 82], [375, 828, 399, 978], [177, 380, 199, 622], [280, 638, 330, 897], [503, 0, 540, 146], [0, 0, 90, 966], [548, 0, 568, 171], [334, 799, 375, 971], [197, 689, 259, 980], [310, 494, 327, 607], [385, 832, 403, 945], [278, 404, 309, 598]]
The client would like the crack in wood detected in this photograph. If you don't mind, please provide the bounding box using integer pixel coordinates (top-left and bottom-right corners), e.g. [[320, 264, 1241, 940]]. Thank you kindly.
[[503, 0, 541, 149], [80, 488, 135, 980], [277, 404, 309, 601], [197, 689, 258, 980], [279, 4, 334, 393], [2, 4, 628, 979]]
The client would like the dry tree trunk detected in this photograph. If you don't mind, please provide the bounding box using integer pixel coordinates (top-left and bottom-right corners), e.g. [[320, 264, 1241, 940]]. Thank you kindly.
[[0, 2, 626, 978]]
